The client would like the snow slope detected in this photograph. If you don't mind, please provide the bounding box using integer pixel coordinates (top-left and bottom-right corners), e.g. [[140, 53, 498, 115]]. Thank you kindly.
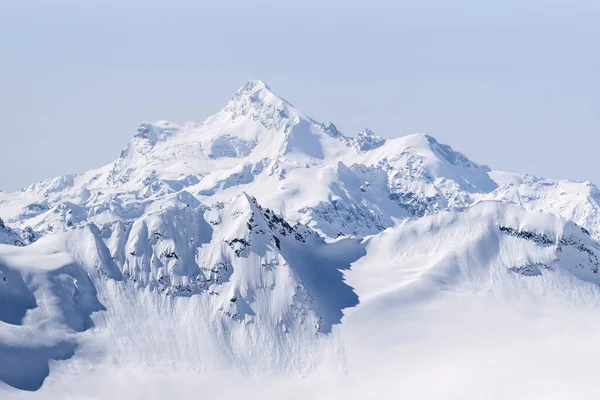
[[3, 81, 600, 398], [0, 238, 104, 391], [0, 192, 365, 392], [337, 201, 600, 399], [485, 171, 600, 239], [351, 201, 600, 300], [6, 201, 600, 399]]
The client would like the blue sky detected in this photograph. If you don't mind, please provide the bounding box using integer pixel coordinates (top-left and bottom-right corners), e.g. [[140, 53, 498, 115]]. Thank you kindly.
[[1, 0, 598, 190]]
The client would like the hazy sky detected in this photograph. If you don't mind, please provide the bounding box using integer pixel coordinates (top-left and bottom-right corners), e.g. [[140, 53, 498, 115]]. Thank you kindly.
[[1, 0, 598, 191]]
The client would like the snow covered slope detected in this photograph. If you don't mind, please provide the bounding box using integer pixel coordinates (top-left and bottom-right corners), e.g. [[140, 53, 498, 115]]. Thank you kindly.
[[339, 201, 600, 400], [0, 238, 104, 391], [0, 192, 365, 392], [485, 171, 600, 239], [3, 80, 600, 398], [6, 200, 600, 398], [351, 201, 600, 300]]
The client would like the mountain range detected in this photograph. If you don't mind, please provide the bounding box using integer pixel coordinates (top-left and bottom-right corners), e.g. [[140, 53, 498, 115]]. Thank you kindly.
[[2, 81, 600, 398]]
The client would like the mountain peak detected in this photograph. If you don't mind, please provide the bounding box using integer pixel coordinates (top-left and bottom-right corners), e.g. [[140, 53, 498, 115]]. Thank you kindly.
[[354, 128, 386, 151], [226, 80, 287, 111], [207, 80, 302, 131], [422, 134, 491, 173], [238, 79, 271, 94]]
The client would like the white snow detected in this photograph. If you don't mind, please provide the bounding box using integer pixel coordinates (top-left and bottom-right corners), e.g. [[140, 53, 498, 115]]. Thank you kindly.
[[2, 81, 600, 399]]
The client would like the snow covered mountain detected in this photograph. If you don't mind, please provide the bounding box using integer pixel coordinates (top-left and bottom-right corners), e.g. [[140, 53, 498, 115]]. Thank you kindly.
[[0, 80, 498, 239], [2, 80, 600, 398]]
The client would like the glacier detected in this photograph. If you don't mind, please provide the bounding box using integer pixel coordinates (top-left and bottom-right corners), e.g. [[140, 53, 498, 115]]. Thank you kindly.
[[2, 80, 600, 398]]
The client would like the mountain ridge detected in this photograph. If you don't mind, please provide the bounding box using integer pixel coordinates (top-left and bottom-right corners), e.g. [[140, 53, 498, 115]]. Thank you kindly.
[[0, 81, 506, 239]]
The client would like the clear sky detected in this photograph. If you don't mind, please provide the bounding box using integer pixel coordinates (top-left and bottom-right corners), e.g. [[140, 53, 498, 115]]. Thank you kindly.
[[1, 0, 598, 191]]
